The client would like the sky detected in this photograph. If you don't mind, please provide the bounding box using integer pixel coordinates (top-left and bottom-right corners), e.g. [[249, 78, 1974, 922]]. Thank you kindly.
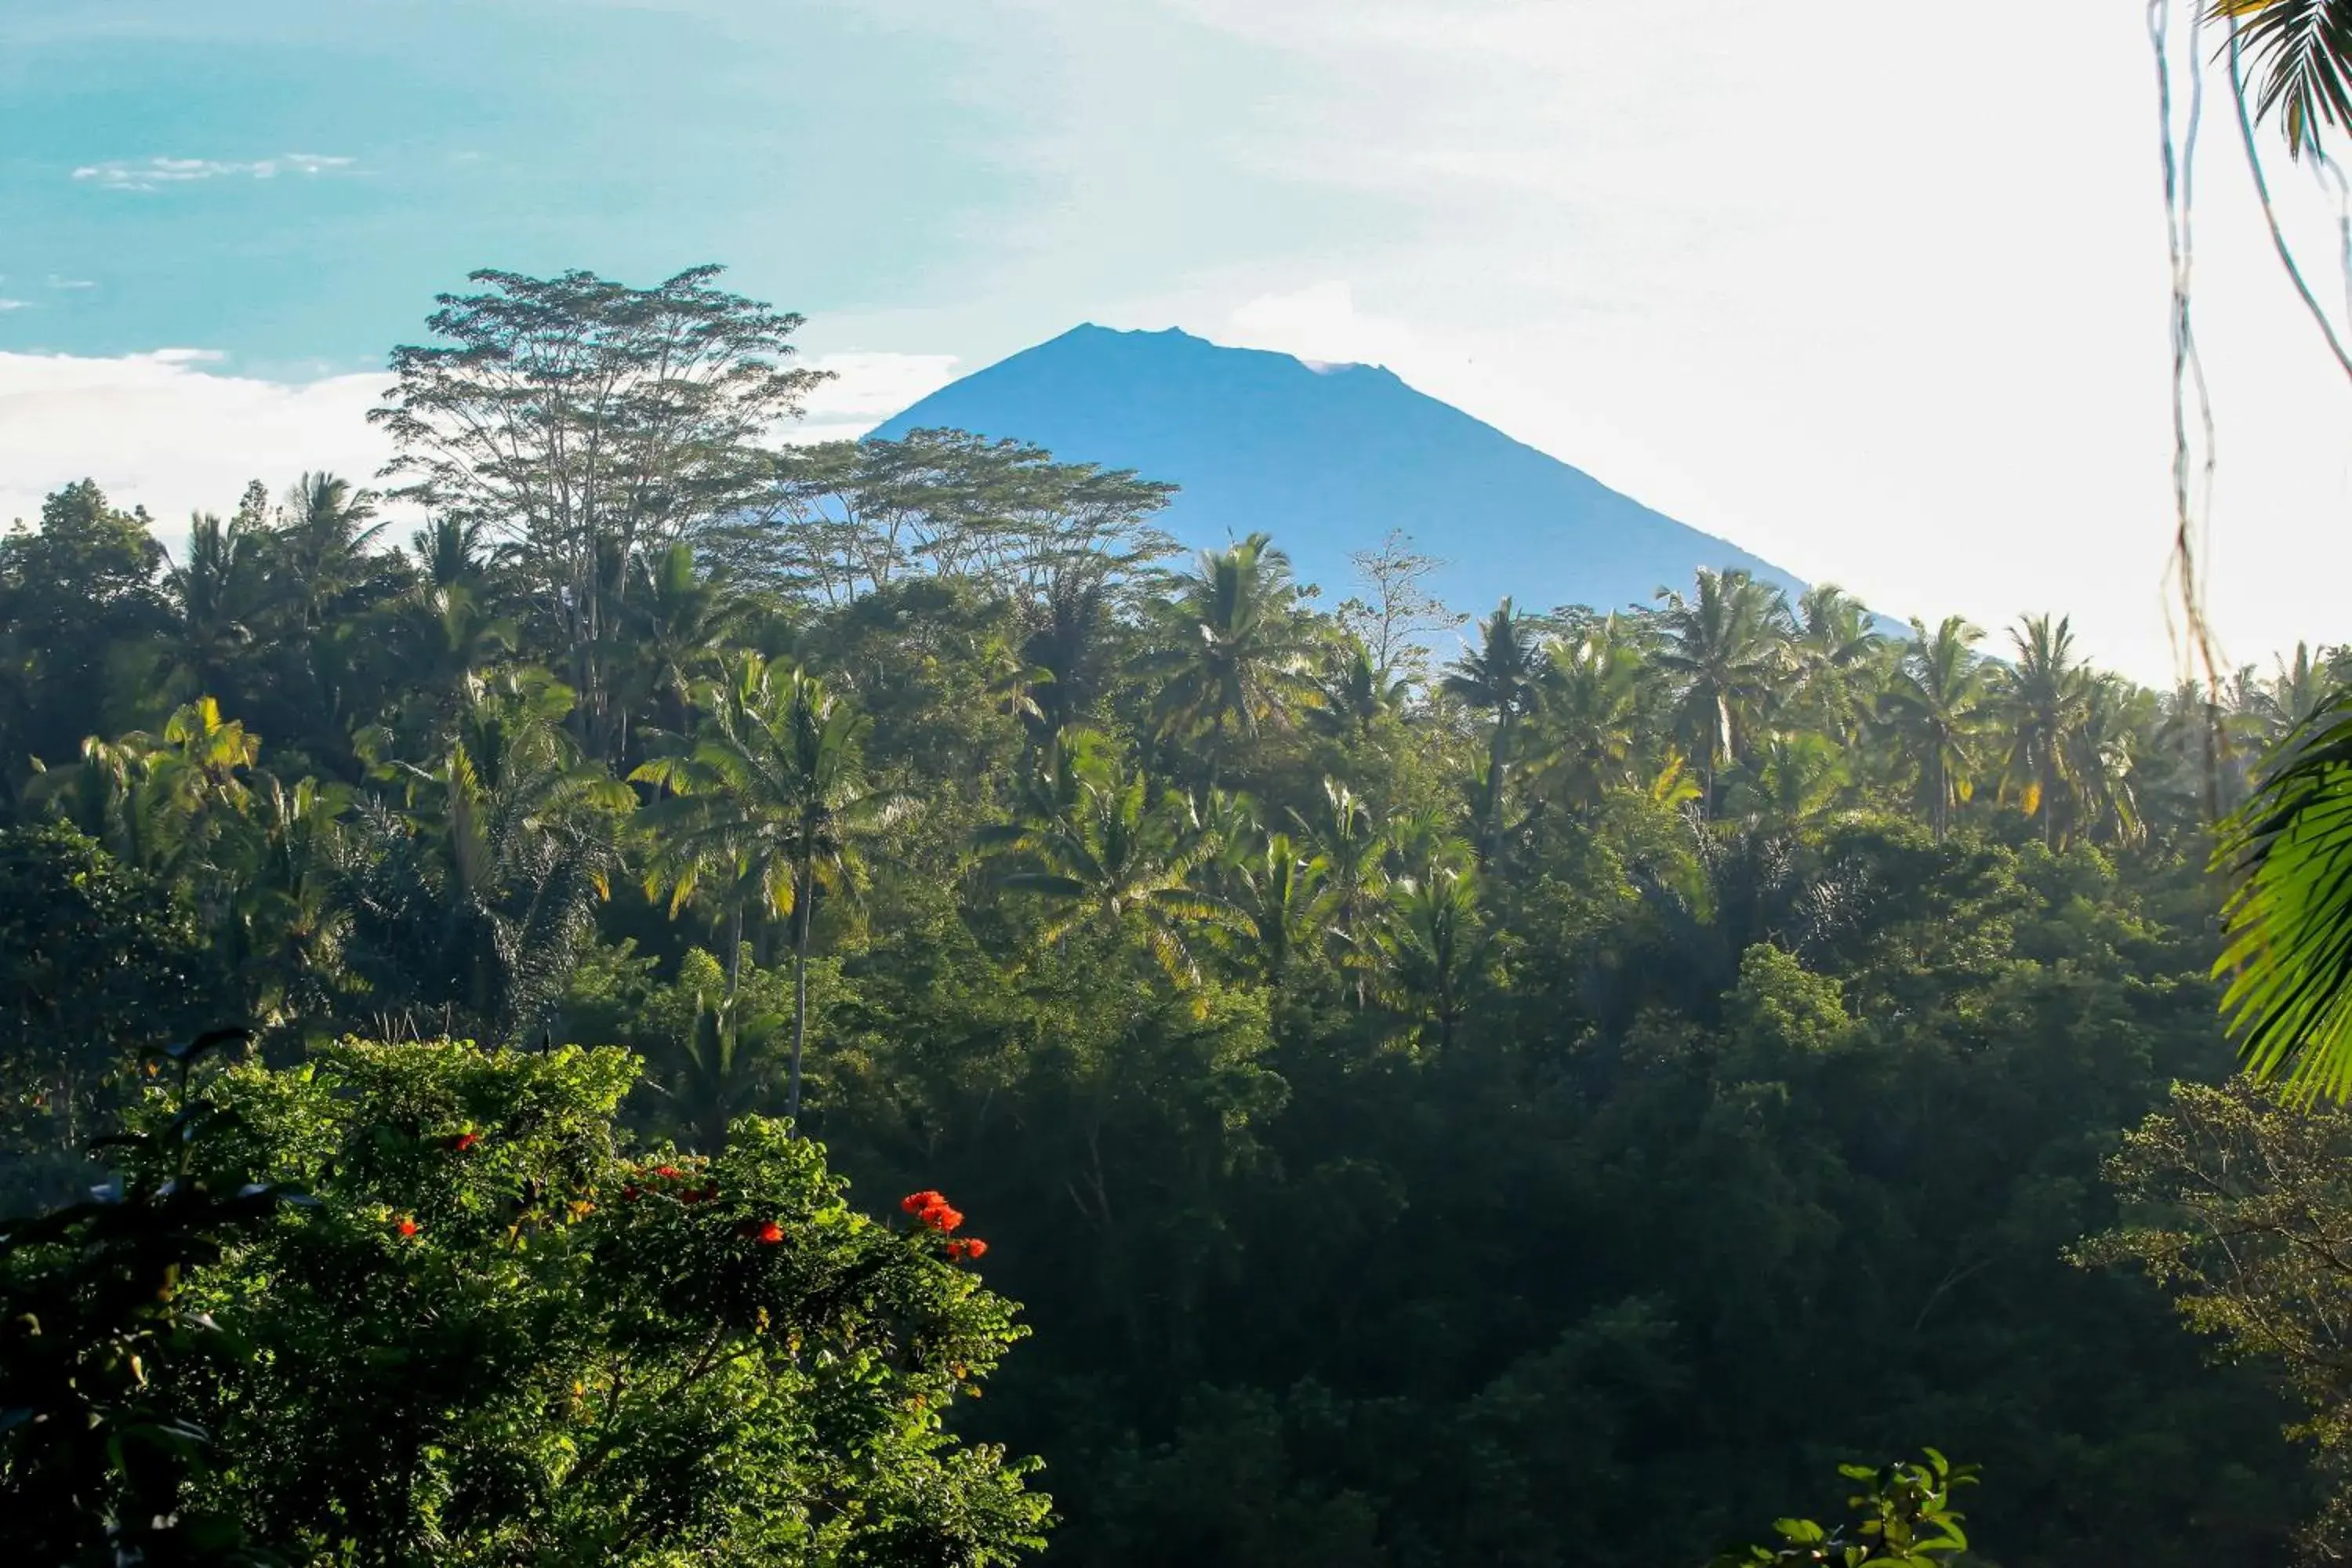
[[0, 0, 2345, 681]]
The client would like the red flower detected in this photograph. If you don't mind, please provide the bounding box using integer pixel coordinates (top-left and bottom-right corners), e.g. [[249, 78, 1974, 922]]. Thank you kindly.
[[946, 1237, 989, 1262], [921, 1203, 964, 1235], [621, 1185, 641, 1202], [654, 1165, 683, 1180], [901, 1189, 947, 1216], [681, 1186, 706, 1204], [755, 1220, 785, 1245], [448, 1132, 480, 1152], [395, 1216, 420, 1238]]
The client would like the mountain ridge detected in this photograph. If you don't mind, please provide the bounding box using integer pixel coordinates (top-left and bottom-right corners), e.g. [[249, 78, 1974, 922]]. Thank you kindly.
[[870, 322, 1817, 623]]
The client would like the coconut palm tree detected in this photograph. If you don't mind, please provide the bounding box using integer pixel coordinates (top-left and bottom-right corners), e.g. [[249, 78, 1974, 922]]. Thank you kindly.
[[1443, 599, 1547, 863], [1727, 733, 1848, 830], [1290, 777, 1389, 1006], [1313, 639, 1409, 742], [622, 541, 743, 746], [2067, 676, 2149, 847], [979, 741, 1250, 993], [1877, 616, 1989, 841], [164, 513, 267, 702], [1377, 866, 1483, 1051], [1145, 532, 1319, 782], [1651, 568, 1796, 815], [633, 655, 909, 1127], [272, 472, 389, 634], [1235, 833, 1335, 989], [347, 677, 631, 1043], [1789, 584, 1883, 745], [1996, 614, 2091, 845], [1528, 619, 1650, 818]]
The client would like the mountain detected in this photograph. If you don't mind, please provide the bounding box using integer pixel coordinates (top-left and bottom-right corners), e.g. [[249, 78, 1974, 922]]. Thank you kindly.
[[869, 324, 1816, 622]]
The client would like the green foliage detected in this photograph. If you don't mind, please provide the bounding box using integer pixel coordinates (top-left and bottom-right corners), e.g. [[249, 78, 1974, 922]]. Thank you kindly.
[[2212, 684, 2352, 1099], [1714, 1452, 1976, 1568], [0, 1029, 296, 1566], [8, 1038, 1048, 1566], [2081, 1078, 2352, 1554], [5, 267, 2347, 1565]]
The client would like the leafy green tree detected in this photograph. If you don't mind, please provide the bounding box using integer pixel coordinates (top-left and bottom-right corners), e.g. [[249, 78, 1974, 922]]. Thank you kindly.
[[373, 267, 827, 757], [0, 828, 218, 1205], [70, 1038, 1050, 1566], [1714, 1453, 1976, 1568], [0, 1029, 298, 1566], [2082, 1078, 2352, 1551], [0, 481, 167, 774]]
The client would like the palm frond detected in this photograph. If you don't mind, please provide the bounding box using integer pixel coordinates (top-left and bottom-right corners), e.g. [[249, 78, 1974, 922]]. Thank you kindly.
[[2216, 685, 2352, 1098], [2217, 0, 2352, 156]]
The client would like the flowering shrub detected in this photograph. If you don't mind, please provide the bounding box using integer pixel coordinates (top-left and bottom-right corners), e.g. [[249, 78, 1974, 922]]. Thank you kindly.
[[110, 1040, 1049, 1566]]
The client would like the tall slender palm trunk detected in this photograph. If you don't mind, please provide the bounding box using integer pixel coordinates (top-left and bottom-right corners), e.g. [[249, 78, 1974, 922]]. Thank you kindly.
[[785, 862, 813, 1133]]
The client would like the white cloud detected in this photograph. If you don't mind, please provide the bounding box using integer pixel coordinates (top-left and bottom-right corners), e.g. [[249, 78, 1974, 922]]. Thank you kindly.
[[47, 276, 96, 290], [1088, 0, 2352, 681], [0, 347, 959, 536], [71, 154, 356, 191], [0, 300, 27, 313]]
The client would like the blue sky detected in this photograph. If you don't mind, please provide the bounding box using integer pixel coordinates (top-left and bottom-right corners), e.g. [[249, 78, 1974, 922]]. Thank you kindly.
[[0, 0, 1368, 375], [2, 0, 2347, 678]]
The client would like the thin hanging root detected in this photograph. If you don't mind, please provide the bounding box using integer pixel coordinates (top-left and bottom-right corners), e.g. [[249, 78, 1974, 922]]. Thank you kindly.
[[2152, 0, 2228, 814]]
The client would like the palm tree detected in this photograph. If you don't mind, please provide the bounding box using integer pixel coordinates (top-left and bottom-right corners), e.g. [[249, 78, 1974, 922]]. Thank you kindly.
[[2067, 675, 2148, 848], [978, 741, 1250, 993], [2241, 641, 2336, 750], [1790, 584, 1883, 745], [1290, 778, 1389, 1007], [1313, 639, 1409, 742], [1443, 599, 1547, 863], [272, 472, 388, 635], [1727, 733, 1848, 830], [1377, 866, 1483, 1051], [2213, 680, 2352, 1098], [164, 513, 267, 702], [623, 541, 742, 746], [1145, 532, 1319, 782], [347, 677, 631, 1043], [1529, 620, 1650, 818], [36, 697, 263, 883], [1236, 833, 1335, 989], [1877, 616, 1988, 841], [1021, 576, 1114, 747], [633, 655, 909, 1128], [412, 515, 495, 597], [1652, 568, 1795, 815], [1997, 614, 2091, 845]]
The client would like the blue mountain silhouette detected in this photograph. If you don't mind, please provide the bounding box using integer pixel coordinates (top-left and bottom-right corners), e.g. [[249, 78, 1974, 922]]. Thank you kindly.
[[870, 324, 1816, 621]]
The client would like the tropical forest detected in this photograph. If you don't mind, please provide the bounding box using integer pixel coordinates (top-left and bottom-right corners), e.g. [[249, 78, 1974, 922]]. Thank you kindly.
[[12, 8, 2352, 1568]]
